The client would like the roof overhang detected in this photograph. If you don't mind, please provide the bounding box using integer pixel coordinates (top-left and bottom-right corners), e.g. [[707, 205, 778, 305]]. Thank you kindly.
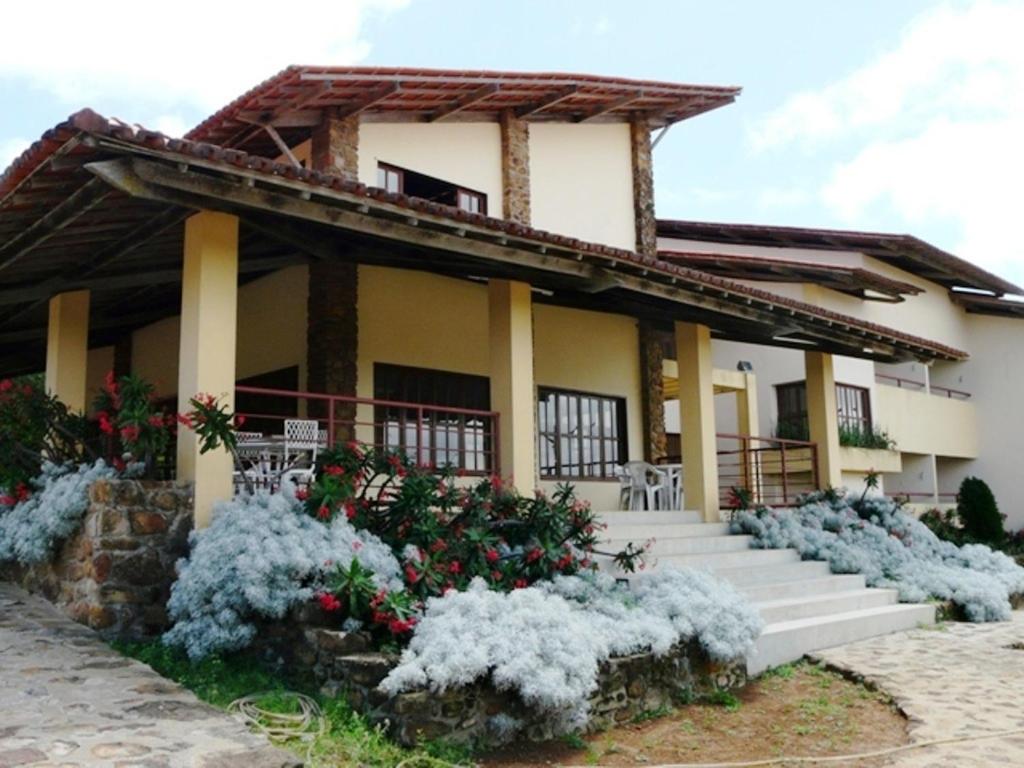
[[0, 111, 968, 376], [950, 291, 1024, 319], [657, 219, 1023, 296], [187, 66, 742, 155]]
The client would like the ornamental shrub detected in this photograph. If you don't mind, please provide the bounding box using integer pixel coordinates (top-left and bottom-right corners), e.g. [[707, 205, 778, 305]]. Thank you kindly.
[[163, 486, 402, 660], [956, 476, 1004, 544], [93, 372, 178, 478], [381, 570, 762, 733], [0, 460, 115, 565], [732, 490, 1024, 621]]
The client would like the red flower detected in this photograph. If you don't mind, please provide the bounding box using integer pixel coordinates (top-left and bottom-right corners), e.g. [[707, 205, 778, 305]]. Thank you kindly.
[[448, 561, 462, 575], [294, 488, 309, 502], [96, 411, 115, 436], [0, 379, 12, 392], [370, 589, 388, 609], [491, 570, 503, 581], [485, 549, 500, 564], [388, 617, 417, 635], [429, 538, 447, 554], [119, 425, 141, 443], [324, 465, 345, 477], [0, 495, 16, 506], [147, 414, 165, 428], [176, 413, 193, 429], [344, 500, 357, 520], [318, 593, 342, 612], [404, 564, 421, 584], [513, 579, 528, 590], [317, 505, 331, 520], [526, 547, 543, 563], [113, 457, 126, 473], [234, 414, 247, 428]]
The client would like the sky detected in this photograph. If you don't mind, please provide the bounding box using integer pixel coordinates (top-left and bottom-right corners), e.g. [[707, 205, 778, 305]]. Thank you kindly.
[[2, 0, 1022, 288]]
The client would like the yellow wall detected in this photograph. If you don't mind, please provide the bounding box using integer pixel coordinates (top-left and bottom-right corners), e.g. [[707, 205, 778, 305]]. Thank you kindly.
[[85, 346, 114, 412], [533, 303, 643, 509], [357, 123, 503, 214], [529, 123, 636, 251], [132, 316, 180, 399], [875, 384, 978, 459]]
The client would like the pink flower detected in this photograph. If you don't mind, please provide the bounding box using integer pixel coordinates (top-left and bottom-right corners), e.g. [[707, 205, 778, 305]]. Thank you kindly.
[[404, 564, 421, 584], [485, 549, 500, 564], [448, 561, 462, 575], [317, 505, 331, 520], [294, 488, 309, 502]]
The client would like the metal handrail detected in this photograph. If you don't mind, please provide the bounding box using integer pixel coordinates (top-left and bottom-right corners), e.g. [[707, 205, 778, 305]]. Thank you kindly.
[[875, 373, 971, 400]]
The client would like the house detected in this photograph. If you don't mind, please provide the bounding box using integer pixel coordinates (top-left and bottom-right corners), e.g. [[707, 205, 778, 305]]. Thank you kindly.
[[0, 65, 1016, 534]]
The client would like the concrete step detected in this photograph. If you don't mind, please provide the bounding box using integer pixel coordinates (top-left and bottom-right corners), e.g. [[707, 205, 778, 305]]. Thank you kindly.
[[747, 602, 936, 676], [600, 522, 731, 541], [597, 510, 703, 526], [604, 534, 754, 556], [738, 573, 868, 602], [711, 559, 834, 586], [651, 547, 799, 571], [755, 588, 899, 624]]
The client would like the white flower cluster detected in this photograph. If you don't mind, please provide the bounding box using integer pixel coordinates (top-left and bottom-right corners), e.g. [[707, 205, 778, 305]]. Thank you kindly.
[[733, 492, 1024, 622], [163, 487, 402, 660], [381, 569, 762, 731], [0, 460, 115, 564]]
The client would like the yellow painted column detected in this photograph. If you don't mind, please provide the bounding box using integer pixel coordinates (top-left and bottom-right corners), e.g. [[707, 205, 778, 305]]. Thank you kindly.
[[488, 279, 536, 491], [805, 350, 843, 489], [177, 211, 239, 528], [676, 322, 719, 521], [736, 372, 761, 501], [45, 290, 90, 413]]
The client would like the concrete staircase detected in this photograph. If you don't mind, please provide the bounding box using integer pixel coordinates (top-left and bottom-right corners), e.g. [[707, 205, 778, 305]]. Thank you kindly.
[[597, 510, 935, 676]]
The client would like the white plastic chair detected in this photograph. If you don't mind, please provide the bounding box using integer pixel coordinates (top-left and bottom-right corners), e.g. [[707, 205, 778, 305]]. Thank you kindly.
[[283, 419, 320, 488], [617, 461, 669, 511]]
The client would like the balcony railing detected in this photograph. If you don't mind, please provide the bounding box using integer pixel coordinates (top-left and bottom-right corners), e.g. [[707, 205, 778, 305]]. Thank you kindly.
[[875, 373, 971, 400], [716, 433, 819, 508], [235, 385, 499, 474]]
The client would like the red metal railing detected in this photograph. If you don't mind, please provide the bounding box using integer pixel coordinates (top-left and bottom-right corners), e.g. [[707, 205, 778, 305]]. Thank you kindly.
[[716, 433, 819, 508], [235, 385, 499, 474], [875, 373, 971, 400], [891, 491, 958, 503]]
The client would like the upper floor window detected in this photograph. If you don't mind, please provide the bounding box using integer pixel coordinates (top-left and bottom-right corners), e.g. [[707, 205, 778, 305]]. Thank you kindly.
[[836, 383, 872, 434], [774, 380, 873, 440], [537, 387, 627, 480], [376, 162, 487, 214]]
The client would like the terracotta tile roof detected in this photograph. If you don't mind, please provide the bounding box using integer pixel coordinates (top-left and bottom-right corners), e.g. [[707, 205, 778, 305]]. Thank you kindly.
[[657, 218, 1022, 296], [185, 66, 741, 154], [0, 110, 967, 362], [658, 250, 924, 300]]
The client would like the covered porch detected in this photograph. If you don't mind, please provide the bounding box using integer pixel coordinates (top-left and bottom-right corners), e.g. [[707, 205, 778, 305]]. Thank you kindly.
[[0, 112, 966, 526]]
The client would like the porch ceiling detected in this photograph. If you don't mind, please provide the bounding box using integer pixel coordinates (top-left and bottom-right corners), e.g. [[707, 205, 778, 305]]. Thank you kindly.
[[0, 110, 968, 376]]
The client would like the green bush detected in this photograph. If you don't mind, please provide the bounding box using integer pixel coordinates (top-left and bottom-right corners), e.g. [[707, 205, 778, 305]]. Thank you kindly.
[[957, 476, 1005, 544], [838, 424, 895, 450]]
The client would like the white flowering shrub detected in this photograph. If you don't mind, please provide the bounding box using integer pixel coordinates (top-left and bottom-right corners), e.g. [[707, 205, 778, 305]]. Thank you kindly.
[[381, 569, 762, 731], [733, 491, 1024, 622], [0, 460, 115, 565], [163, 486, 402, 660]]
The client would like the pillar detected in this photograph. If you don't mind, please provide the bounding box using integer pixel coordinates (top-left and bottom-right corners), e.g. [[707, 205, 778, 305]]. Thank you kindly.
[[177, 211, 239, 528], [638, 322, 667, 462], [630, 118, 657, 258], [500, 110, 531, 225], [489, 279, 536, 490], [736, 372, 760, 500], [308, 111, 360, 439], [45, 290, 90, 412], [676, 322, 719, 521], [805, 350, 843, 489]]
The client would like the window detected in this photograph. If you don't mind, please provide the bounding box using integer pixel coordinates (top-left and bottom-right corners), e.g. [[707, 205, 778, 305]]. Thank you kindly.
[[537, 387, 627, 479], [375, 162, 487, 214], [775, 381, 808, 441], [774, 380, 873, 439], [373, 363, 493, 472], [377, 164, 402, 193], [836, 383, 872, 433]]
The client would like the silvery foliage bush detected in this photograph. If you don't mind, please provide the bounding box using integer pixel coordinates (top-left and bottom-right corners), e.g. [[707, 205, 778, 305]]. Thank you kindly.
[[382, 568, 762, 732], [164, 485, 402, 660], [0, 460, 114, 565], [733, 491, 1024, 621]]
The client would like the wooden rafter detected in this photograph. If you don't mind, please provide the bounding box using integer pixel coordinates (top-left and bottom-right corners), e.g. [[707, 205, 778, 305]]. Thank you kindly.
[[513, 85, 579, 118], [335, 81, 401, 118], [429, 83, 500, 122], [575, 92, 643, 123]]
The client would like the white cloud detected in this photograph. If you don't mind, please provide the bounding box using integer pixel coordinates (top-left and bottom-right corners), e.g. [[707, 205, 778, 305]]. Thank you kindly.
[[752, 1, 1024, 284], [0, 138, 30, 169], [0, 0, 409, 116]]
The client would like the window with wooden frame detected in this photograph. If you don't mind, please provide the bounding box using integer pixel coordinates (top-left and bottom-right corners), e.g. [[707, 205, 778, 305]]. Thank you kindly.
[[373, 363, 493, 473], [836, 383, 872, 433], [375, 162, 487, 214], [537, 387, 627, 480]]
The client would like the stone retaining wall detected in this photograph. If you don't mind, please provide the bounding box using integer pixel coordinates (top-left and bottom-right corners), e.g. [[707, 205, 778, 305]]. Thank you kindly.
[[298, 627, 746, 747], [2, 478, 192, 638]]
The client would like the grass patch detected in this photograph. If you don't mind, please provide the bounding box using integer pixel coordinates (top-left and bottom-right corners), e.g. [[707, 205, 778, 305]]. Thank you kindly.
[[704, 689, 741, 712], [112, 640, 473, 767]]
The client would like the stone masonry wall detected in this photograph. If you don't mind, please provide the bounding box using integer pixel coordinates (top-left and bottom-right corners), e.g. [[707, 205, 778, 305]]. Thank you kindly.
[[500, 110, 531, 225], [3, 478, 192, 638], [638, 321, 668, 462], [298, 628, 746, 748], [630, 118, 657, 258]]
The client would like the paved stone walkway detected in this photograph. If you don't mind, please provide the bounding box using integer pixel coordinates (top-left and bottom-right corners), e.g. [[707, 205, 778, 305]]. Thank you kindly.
[[0, 584, 299, 768], [811, 610, 1024, 768]]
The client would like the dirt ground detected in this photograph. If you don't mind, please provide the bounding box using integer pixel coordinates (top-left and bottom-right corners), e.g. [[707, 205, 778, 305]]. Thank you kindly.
[[479, 662, 908, 768]]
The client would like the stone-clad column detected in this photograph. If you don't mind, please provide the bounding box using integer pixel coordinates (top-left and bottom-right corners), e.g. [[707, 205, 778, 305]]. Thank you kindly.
[[307, 112, 360, 440], [638, 322, 667, 463], [500, 110, 531, 225], [630, 118, 657, 258]]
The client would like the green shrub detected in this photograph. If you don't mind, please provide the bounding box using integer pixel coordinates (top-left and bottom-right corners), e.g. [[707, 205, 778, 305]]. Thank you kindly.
[[957, 476, 1005, 544], [838, 424, 895, 450]]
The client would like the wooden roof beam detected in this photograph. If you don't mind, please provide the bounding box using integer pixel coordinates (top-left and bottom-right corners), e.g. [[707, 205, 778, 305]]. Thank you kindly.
[[429, 83, 500, 122], [574, 92, 643, 122], [335, 81, 402, 118], [513, 85, 579, 118]]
